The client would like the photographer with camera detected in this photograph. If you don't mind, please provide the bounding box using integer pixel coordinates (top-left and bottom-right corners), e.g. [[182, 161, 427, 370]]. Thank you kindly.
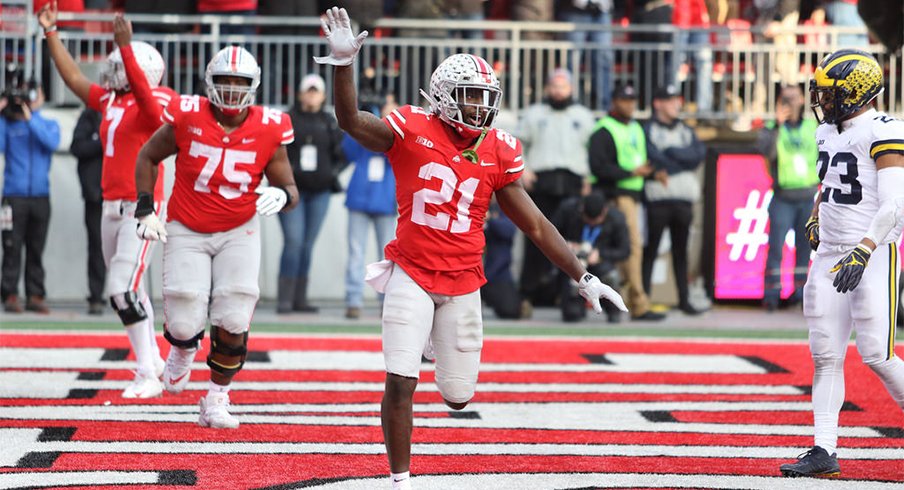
[[553, 192, 630, 322], [0, 64, 60, 313], [757, 84, 819, 312]]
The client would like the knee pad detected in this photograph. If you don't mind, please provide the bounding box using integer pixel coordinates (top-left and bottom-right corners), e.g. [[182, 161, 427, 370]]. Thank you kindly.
[[812, 355, 845, 375], [163, 326, 204, 350], [206, 325, 248, 377], [163, 288, 208, 340], [435, 374, 476, 405], [110, 291, 147, 325], [210, 288, 258, 334]]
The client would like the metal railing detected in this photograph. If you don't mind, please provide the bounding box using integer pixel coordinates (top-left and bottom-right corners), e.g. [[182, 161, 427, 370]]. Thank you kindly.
[[2, 12, 898, 121]]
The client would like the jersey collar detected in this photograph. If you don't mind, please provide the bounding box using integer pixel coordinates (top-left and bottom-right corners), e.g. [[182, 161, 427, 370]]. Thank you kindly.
[[841, 108, 876, 131]]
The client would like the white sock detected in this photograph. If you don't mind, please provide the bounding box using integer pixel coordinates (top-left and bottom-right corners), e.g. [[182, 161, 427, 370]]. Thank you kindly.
[[125, 320, 155, 376], [207, 380, 230, 400], [140, 294, 162, 361], [812, 356, 845, 455], [390, 472, 410, 490]]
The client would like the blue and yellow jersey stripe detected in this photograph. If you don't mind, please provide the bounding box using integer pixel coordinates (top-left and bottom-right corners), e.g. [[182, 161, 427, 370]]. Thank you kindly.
[[870, 139, 904, 160]]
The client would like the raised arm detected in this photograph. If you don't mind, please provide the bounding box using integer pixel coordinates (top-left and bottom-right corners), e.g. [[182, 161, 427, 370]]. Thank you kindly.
[[37, 1, 93, 104], [314, 7, 393, 153], [114, 14, 163, 125]]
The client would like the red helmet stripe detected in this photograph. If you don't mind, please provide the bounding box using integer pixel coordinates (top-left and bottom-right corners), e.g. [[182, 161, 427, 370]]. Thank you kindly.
[[230, 47, 239, 72], [470, 54, 490, 75]]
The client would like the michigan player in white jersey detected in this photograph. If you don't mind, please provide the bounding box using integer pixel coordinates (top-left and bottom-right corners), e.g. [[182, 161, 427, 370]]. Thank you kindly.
[[780, 49, 904, 478]]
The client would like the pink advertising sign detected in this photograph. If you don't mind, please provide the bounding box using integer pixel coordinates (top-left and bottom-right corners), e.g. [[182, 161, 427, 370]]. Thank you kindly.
[[713, 154, 798, 300]]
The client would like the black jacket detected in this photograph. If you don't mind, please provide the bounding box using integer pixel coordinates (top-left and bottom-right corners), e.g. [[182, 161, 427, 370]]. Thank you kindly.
[[552, 197, 631, 271], [70, 108, 103, 203], [286, 105, 348, 193]]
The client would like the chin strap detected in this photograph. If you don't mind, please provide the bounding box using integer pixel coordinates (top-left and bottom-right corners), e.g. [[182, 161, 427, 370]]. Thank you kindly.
[[462, 128, 488, 164]]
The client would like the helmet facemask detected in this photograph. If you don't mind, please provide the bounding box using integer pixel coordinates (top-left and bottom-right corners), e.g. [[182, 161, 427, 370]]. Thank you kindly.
[[207, 75, 257, 115], [101, 52, 128, 92], [809, 79, 847, 125]]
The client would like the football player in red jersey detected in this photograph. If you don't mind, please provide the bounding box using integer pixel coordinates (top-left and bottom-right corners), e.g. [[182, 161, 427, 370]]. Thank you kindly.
[[315, 7, 628, 489], [133, 45, 298, 429], [39, 4, 175, 399]]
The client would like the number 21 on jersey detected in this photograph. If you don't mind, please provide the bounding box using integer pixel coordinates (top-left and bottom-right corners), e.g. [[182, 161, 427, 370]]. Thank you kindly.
[[412, 162, 479, 234]]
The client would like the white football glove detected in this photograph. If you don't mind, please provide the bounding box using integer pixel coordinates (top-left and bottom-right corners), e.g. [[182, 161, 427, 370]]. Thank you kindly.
[[578, 273, 628, 314], [136, 213, 167, 243], [313, 7, 369, 66], [255, 186, 287, 216]]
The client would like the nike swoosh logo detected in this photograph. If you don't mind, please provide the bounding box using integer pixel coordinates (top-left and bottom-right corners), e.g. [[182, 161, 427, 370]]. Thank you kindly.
[[169, 372, 188, 385], [480, 161, 496, 166], [392, 478, 408, 482], [242, 138, 256, 144]]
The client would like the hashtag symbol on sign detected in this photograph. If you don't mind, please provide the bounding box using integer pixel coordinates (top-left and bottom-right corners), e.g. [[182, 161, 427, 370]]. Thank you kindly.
[[726, 189, 772, 262]]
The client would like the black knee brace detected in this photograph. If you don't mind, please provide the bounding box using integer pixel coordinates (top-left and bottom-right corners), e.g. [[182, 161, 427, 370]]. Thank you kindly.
[[110, 291, 147, 325], [163, 326, 204, 350], [206, 325, 248, 377]]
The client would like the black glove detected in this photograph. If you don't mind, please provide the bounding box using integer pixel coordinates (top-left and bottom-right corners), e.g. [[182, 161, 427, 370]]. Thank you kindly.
[[805, 216, 820, 251], [831, 244, 871, 293]]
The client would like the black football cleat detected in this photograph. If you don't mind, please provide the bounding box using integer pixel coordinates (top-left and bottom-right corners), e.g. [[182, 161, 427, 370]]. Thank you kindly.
[[780, 446, 841, 478]]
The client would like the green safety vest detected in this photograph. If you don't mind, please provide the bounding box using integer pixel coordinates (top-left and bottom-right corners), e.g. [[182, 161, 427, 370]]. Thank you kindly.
[[773, 119, 820, 190], [595, 116, 647, 191]]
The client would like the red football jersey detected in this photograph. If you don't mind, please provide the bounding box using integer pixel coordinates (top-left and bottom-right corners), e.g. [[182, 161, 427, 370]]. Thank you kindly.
[[162, 95, 294, 233], [88, 85, 174, 201], [382, 105, 524, 295]]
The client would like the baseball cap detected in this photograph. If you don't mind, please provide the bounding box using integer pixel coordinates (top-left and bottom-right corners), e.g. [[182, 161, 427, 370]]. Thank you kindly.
[[611, 84, 638, 100], [547, 67, 572, 85], [582, 192, 607, 219], [653, 84, 680, 100], [299, 73, 325, 93]]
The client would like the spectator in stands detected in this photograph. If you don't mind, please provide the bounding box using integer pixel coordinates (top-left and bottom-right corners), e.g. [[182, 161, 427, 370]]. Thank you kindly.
[[111, 0, 195, 33], [673, 0, 713, 113], [278, 73, 347, 313], [641, 84, 706, 315], [70, 107, 105, 315], [513, 0, 555, 40], [482, 200, 531, 320], [757, 84, 819, 312], [445, 0, 485, 39], [0, 73, 59, 314], [196, 0, 257, 35], [514, 68, 596, 307], [631, 0, 674, 94], [812, 0, 869, 46], [335, 1, 387, 33], [342, 94, 398, 320], [554, 192, 629, 322], [559, 0, 614, 111], [589, 84, 665, 321]]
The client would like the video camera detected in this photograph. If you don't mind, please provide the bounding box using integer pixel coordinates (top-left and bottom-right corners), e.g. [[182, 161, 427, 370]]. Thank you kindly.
[[2, 63, 37, 118]]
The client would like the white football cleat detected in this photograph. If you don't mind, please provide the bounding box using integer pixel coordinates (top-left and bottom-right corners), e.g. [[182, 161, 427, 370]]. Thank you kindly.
[[121, 370, 164, 399], [198, 394, 239, 429], [163, 347, 196, 394]]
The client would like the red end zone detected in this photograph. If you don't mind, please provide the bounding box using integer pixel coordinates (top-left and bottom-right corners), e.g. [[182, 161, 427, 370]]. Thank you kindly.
[[1, 333, 903, 488]]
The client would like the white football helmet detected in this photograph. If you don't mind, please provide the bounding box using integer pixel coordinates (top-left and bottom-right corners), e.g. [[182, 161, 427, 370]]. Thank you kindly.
[[205, 46, 261, 114], [102, 41, 165, 92], [420, 53, 502, 138]]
